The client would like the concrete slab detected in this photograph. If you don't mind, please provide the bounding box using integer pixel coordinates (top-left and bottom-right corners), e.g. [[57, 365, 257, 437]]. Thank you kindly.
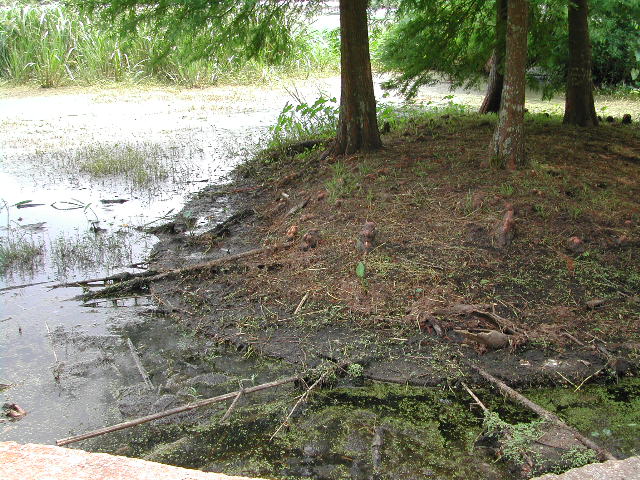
[[0, 442, 267, 480]]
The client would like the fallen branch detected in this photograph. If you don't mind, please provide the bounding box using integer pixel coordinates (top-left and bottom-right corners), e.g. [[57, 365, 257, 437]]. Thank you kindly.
[[461, 381, 488, 413], [56, 374, 299, 446], [51, 271, 158, 289], [269, 366, 333, 440], [472, 309, 526, 336], [0, 280, 53, 292], [79, 243, 292, 300], [471, 364, 616, 461], [205, 208, 255, 238], [220, 387, 244, 424]]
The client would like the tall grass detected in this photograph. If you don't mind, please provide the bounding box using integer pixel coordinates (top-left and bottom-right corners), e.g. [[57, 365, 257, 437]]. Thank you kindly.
[[0, 3, 340, 88]]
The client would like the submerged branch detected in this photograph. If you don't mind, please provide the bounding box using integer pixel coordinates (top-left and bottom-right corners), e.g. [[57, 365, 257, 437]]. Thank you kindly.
[[56, 374, 300, 446], [471, 364, 617, 461]]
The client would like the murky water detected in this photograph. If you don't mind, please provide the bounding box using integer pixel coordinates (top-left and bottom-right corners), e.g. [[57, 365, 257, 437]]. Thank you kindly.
[[0, 79, 344, 444]]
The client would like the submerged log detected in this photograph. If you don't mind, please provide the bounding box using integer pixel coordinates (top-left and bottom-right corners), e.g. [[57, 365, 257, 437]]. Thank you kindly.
[[471, 365, 616, 461]]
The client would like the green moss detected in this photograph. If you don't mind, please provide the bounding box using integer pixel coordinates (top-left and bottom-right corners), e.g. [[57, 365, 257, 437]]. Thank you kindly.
[[526, 378, 640, 456]]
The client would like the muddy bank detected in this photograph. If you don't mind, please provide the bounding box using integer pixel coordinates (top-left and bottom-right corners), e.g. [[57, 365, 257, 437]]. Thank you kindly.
[[146, 183, 636, 391], [116, 110, 640, 477]]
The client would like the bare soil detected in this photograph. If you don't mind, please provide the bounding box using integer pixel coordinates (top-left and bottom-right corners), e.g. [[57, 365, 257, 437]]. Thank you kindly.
[[148, 112, 640, 389]]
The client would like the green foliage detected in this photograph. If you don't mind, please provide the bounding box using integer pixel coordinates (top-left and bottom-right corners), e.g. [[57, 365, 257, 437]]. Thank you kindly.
[[590, 0, 640, 86], [72, 0, 315, 65], [483, 412, 545, 465], [377, 0, 494, 98], [355, 261, 366, 279], [0, 3, 338, 87], [268, 95, 338, 148], [555, 446, 598, 472], [346, 362, 364, 378], [378, 0, 640, 99]]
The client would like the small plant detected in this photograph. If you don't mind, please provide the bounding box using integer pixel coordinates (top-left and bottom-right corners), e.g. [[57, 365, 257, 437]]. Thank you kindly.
[[556, 446, 598, 472], [325, 161, 358, 201], [569, 206, 583, 221], [268, 95, 338, 148], [0, 199, 45, 276], [0, 234, 44, 276], [533, 203, 548, 218], [500, 183, 515, 197], [347, 363, 364, 378], [483, 412, 544, 465]]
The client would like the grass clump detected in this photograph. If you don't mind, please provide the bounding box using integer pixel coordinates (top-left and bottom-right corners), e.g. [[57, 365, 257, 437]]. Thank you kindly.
[[51, 229, 134, 278], [75, 143, 169, 185], [0, 233, 44, 276]]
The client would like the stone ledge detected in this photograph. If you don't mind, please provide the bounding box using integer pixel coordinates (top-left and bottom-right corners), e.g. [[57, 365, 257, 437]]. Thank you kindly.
[[533, 456, 640, 480], [0, 442, 267, 480]]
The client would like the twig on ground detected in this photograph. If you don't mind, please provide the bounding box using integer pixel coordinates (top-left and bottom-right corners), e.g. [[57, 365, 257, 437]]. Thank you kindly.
[[562, 330, 587, 347], [294, 292, 310, 315], [573, 367, 605, 392], [269, 365, 335, 440], [56, 374, 299, 446], [220, 386, 244, 424]]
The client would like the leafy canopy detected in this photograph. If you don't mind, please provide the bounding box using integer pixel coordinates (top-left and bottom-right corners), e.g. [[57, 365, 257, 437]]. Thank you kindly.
[[69, 0, 323, 65], [378, 0, 640, 99]]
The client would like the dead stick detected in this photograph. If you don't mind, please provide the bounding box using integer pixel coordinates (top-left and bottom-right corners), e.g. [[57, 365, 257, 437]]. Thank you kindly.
[[471, 365, 616, 461], [0, 280, 53, 292], [270, 367, 332, 440], [126, 338, 153, 390], [80, 243, 291, 300], [461, 381, 488, 413], [51, 271, 157, 289], [56, 374, 299, 446], [44, 320, 59, 364], [220, 387, 244, 423], [294, 292, 310, 315]]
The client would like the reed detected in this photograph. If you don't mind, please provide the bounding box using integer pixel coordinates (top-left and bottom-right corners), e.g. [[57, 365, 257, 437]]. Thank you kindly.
[[0, 3, 339, 88]]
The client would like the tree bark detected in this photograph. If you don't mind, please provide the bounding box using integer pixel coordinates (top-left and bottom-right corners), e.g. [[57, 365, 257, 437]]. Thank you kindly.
[[479, 0, 508, 114], [563, 0, 598, 127], [490, 0, 528, 170], [331, 0, 382, 155]]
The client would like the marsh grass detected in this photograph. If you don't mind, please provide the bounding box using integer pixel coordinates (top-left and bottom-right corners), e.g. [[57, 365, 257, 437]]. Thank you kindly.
[[51, 229, 134, 278], [0, 231, 44, 276], [0, 3, 340, 88], [74, 143, 169, 185]]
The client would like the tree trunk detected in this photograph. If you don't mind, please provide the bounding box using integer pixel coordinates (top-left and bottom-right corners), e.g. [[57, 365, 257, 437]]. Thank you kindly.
[[331, 0, 382, 156], [490, 0, 528, 170], [479, 0, 508, 114], [563, 0, 598, 127]]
